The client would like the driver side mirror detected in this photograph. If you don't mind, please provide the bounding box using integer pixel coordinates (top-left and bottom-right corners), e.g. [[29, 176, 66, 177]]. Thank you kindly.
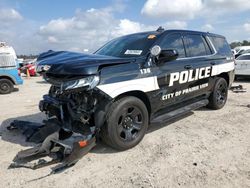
[[150, 45, 179, 63], [159, 49, 179, 62]]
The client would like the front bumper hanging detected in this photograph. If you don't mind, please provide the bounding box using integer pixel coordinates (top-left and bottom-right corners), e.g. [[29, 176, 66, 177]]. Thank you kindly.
[[7, 119, 96, 174]]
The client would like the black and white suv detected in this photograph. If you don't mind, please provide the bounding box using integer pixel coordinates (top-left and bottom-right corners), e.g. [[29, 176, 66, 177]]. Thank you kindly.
[[37, 28, 235, 150]]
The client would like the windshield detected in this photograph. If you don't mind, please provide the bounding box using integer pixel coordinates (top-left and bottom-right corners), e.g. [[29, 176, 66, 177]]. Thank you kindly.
[[95, 33, 158, 58]]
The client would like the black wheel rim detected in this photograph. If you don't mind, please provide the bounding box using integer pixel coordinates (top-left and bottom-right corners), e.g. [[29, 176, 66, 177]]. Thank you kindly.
[[117, 106, 143, 142], [216, 82, 227, 105], [0, 83, 10, 92]]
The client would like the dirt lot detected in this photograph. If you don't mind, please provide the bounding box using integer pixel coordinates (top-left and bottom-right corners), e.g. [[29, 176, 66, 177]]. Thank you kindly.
[[0, 76, 250, 188]]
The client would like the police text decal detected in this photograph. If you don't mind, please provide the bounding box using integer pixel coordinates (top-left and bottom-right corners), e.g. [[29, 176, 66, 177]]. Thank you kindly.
[[162, 83, 209, 100]]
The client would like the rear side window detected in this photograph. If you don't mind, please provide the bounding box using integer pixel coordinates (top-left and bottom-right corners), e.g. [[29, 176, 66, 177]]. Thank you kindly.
[[209, 36, 231, 56], [236, 55, 250, 60], [184, 34, 211, 57], [159, 33, 186, 58]]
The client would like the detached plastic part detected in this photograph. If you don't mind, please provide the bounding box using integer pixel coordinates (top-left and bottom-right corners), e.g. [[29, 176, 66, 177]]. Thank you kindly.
[[230, 85, 246, 93], [9, 131, 96, 173], [7, 119, 96, 173]]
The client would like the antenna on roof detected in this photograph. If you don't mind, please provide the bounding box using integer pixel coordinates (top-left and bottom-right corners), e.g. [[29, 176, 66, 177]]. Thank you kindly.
[[156, 26, 164, 32]]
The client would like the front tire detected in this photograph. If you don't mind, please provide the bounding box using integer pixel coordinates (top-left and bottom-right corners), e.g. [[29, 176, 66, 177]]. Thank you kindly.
[[207, 77, 228, 110], [0, 79, 14, 94], [101, 96, 149, 151]]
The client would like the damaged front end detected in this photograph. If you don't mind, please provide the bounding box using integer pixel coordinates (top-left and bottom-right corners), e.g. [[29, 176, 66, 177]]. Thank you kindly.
[[40, 74, 109, 134], [8, 74, 112, 173]]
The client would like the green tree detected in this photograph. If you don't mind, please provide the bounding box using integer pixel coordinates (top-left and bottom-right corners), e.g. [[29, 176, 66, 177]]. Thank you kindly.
[[230, 40, 250, 49]]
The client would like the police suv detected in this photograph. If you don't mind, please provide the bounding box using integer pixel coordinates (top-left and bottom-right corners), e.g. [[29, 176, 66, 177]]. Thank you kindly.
[[37, 28, 235, 150]]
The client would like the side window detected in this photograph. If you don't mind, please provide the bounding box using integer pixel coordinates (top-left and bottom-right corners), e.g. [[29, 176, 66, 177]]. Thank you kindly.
[[236, 55, 250, 60], [184, 34, 209, 57], [210, 36, 232, 56], [159, 33, 185, 58]]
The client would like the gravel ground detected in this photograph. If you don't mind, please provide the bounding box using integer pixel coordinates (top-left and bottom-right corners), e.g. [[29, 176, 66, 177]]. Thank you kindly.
[[0, 76, 250, 188]]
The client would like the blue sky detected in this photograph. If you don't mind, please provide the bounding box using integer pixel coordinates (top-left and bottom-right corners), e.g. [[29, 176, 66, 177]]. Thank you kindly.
[[0, 0, 250, 54]]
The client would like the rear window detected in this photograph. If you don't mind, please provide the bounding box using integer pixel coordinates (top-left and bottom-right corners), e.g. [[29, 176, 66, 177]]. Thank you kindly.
[[209, 36, 231, 56], [184, 34, 211, 57], [236, 55, 250, 60]]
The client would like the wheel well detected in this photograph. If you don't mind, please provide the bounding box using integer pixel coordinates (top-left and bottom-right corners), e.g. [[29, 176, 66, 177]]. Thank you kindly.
[[217, 73, 229, 85], [0, 76, 15, 84], [114, 91, 151, 116]]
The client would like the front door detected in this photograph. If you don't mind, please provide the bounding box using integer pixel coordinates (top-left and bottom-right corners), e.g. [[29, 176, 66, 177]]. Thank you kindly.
[[151, 33, 189, 111]]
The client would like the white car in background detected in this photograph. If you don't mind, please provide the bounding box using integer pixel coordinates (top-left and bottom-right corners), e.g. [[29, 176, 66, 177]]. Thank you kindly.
[[234, 46, 250, 54], [235, 53, 250, 76], [231, 49, 236, 56], [241, 49, 250, 55], [234, 46, 250, 58]]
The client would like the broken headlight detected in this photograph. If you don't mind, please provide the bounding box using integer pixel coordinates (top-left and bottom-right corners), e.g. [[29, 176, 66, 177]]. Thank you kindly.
[[61, 75, 100, 91]]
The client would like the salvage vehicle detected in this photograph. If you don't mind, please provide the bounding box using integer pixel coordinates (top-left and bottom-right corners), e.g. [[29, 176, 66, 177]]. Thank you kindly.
[[234, 46, 250, 58], [235, 53, 250, 76], [9, 28, 234, 172], [19, 59, 37, 76], [0, 42, 23, 94]]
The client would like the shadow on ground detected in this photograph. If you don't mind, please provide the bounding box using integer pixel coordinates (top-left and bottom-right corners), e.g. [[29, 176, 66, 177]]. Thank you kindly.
[[36, 80, 49, 84], [0, 112, 46, 147]]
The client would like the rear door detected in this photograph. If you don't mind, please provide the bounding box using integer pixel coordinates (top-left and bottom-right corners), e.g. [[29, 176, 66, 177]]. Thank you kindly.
[[179, 33, 214, 101]]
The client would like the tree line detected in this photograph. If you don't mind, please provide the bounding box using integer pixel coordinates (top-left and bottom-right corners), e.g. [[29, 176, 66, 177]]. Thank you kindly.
[[230, 40, 250, 49]]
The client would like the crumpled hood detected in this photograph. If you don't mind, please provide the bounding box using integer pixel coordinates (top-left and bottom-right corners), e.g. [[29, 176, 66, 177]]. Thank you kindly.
[[37, 50, 134, 75]]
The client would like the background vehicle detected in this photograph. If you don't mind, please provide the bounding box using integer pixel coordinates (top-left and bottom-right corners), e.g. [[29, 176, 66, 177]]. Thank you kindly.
[[19, 59, 37, 76], [231, 49, 236, 56], [241, 49, 250, 55], [0, 42, 23, 94], [235, 53, 250, 76], [234, 46, 250, 58]]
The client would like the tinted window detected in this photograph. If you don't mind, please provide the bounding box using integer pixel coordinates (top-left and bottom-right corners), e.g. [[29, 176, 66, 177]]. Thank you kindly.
[[159, 33, 185, 58], [210, 36, 231, 56], [184, 34, 209, 57], [242, 49, 250, 54], [236, 55, 250, 60]]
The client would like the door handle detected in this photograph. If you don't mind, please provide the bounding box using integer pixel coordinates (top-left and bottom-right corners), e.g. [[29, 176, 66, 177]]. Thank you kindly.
[[210, 62, 216, 65], [184, 65, 192, 70]]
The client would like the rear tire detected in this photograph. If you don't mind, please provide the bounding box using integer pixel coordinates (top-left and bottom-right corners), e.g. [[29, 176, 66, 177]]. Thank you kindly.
[[0, 79, 14, 94], [207, 77, 228, 110], [101, 96, 148, 151]]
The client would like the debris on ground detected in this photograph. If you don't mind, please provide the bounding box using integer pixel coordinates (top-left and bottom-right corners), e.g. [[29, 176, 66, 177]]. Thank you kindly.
[[230, 85, 247, 93], [7, 119, 96, 174], [239, 104, 250, 108]]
